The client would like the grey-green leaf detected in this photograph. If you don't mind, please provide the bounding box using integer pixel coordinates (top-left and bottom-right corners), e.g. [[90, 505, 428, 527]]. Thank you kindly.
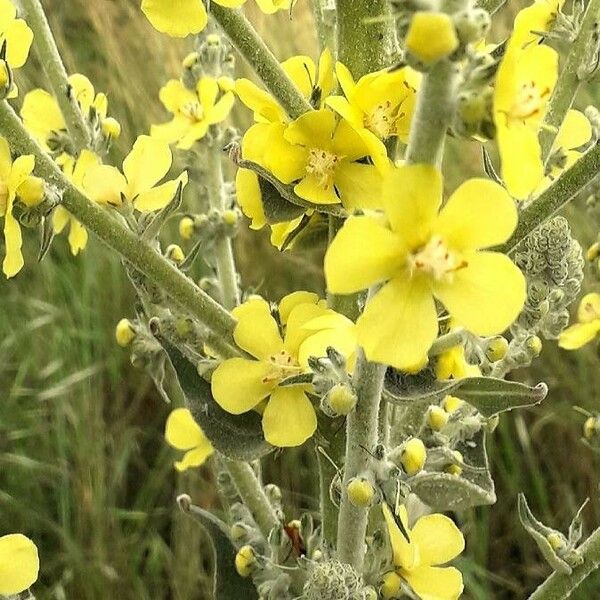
[[178, 495, 259, 600], [410, 430, 496, 510], [161, 339, 273, 461]]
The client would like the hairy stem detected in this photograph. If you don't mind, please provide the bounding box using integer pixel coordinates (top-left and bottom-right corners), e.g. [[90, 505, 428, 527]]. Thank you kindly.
[[223, 459, 279, 539], [499, 143, 600, 255], [0, 101, 237, 356], [405, 59, 460, 166], [311, 0, 337, 53], [337, 352, 386, 569], [206, 135, 239, 310], [528, 527, 600, 600], [210, 5, 311, 119], [19, 0, 91, 151], [336, 0, 396, 77], [539, 0, 600, 160]]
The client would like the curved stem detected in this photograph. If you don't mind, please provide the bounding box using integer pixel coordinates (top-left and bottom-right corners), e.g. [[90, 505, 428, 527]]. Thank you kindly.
[[0, 101, 237, 356], [539, 0, 600, 161], [19, 0, 91, 151], [528, 527, 600, 600], [210, 5, 312, 119]]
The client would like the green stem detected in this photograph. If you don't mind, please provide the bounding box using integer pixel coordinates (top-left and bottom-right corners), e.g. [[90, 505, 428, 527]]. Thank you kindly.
[[310, 0, 337, 53], [19, 0, 91, 151], [210, 6, 311, 119], [336, 0, 396, 77], [0, 101, 237, 356], [499, 143, 600, 255], [336, 350, 386, 570], [405, 59, 459, 166], [428, 329, 466, 357], [539, 0, 600, 161], [206, 135, 240, 310], [477, 0, 507, 15], [528, 527, 600, 600], [223, 459, 279, 539]]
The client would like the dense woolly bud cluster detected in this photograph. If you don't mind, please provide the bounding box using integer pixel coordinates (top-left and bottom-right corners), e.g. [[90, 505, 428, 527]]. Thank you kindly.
[[302, 560, 366, 600], [513, 217, 584, 338]]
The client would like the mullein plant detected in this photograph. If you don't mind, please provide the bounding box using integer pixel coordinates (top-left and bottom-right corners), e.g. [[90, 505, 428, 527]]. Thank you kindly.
[[2, 0, 600, 598]]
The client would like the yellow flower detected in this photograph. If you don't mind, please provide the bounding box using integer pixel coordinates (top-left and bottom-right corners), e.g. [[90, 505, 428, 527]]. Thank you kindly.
[[141, 0, 289, 37], [0, 137, 39, 278], [53, 151, 100, 255], [151, 78, 235, 149], [558, 293, 600, 350], [0, 0, 33, 70], [211, 292, 356, 447], [0, 533, 39, 596], [262, 108, 383, 209], [327, 63, 420, 171], [325, 164, 526, 370], [435, 323, 481, 379], [493, 34, 558, 199], [382, 504, 464, 600], [405, 12, 459, 65], [164, 408, 214, 471], [510, 0, 564, 51], [83, 135, 188, 211], [21, 74, 115, 152]]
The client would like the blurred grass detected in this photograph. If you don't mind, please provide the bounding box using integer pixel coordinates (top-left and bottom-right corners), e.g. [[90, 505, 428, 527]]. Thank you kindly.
[[0, 0, 599, 598]]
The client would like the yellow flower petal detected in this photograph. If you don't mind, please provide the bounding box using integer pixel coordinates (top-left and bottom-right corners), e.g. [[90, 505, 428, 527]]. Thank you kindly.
[[0, 534, 39, 595], [410, 514, 465, 566], [197, 77, 219, 110], [232, 297, 284, 359], [9, 154, 35, 192], [235, 78, 286, 123], [297, 316, 357, 367], [555, 110, 592, 151], [281, 55, 316, 98], [3, 196, 23, 278], [558, 321, 600, 350], [433, 251, 526, 336], [235, 168, 267, 230], [262, 386, 316, 447], [135, 172, 188, 212], [325, 216, 404, 294], [141, 0, 208, 37], [334, 162, 384, 211], [278, 291, 320, 323], [357, 276, 438, 370], [159, 79, 197, 113], [4, 19, 33, 69], [403, 565, 464, 600], [174, 443, 214, 471], [384, 164, 443, 248], [53, 206, 70, 234], [284, 108, 337, 149], [0, 0, 16, 22], [283, 302, 328, 358], [68, 74, 95, 115], [295, 173, 339, 205], [165, 407, 205, 450], [67, 219, 88, 255], [317, 48, 335, 99], [177, 121, 210, 149], [21, 89, 65, 147], [382, 504, 417, 570], [0, 135, 11, 180], [254, 0, 292, 13], [207, 92, 235, 124], [435, 179, 517, 251], [83, 164, 127, 205], [264, 124, 308, 184], [151, 117, 192, 145], [211, 357, 276, 414], [124, 135, 172, 198]]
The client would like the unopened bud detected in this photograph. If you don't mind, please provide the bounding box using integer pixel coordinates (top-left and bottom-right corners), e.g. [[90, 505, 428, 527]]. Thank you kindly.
[[0, 59, 11, 98], [347, 477, 375, 508], [526, 335, 543, 357], [235, 545, 256, 577], [218, 76, 235, 92], [166, 244, 185, 264], [587, 242, 600, 262], [547, 531, 566, 552], [230, 522, 250, 541], [406, 12, 459, 65], [442, 395, 463, 413], [445, 450, 463, 476], [453, 8, 491, 44], [327, 383, 357, 416], [17, 176, 45, 207], [486, 337, 509, 362], [101, 117, 121, 139], [381, 571, 402, 599], [179, 216, 195, 240], [182, 51, 199, 69], [583, 416, 598, 439], [115, 318, 135, 347], [400, 438, 427, 476], [222, 209, 238, 226], [427, 405, 449, 431]]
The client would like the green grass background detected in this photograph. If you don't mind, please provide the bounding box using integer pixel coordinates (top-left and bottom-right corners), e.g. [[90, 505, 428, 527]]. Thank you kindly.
[[1, 0, 599, 598]]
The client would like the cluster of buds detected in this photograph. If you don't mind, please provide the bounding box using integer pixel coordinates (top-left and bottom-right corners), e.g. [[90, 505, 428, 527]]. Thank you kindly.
[[302, 559, 375, 600], [182, 30, 235, 88]]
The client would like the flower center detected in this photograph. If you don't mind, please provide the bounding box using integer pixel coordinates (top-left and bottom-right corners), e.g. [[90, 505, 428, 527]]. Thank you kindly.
[[263, 350, 303, 384], [181, 101, 204, 122], [306, 148, 341, 187], [364, 100, 400, 139], [507, 81, 550, 122], [408, 236, 467, 281]]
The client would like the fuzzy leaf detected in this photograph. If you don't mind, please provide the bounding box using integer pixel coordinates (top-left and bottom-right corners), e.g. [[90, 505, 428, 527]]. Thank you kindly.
[[410, 431, 496, 510], [161, 339, 273, 461], [178, 496, 259, 600], [258, 177, 306, 224]]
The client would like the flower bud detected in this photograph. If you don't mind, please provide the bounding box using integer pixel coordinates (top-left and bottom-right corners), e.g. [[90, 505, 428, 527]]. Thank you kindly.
[[526, 335, 543, 357], [400, 438, 427, 476], [234, 545, 256, 577], [427, 405, 449, 431], [182, 51, 199, 69], [101, 117, 121, 139], [222, 209, 238, 226], [327, 383, 357, 416], [347, 477, 375, 508], [445, 450, 463, 476], [405, 12, 459, 65], [381, 571, 402, 599], [442, 395, 463, 413], [115, 318, 135, 347], [583, 416, 598, 439], [453, 8, 491, 44], [230, 522, 250, 541], [0, 59, 11, 99], [179, 216, 195, 240], [166, 244, 185, 264], [17, 176, 45, 207], [486, 337, 509, 362], [586, 242, 600, 262], [547, 531, 566, 552], [218, 76, 235, 92]]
